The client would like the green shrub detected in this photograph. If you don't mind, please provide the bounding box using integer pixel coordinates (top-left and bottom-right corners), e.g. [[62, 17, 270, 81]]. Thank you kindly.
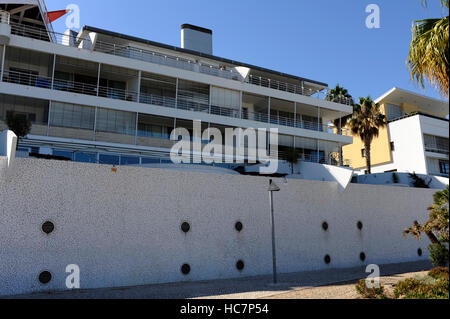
[[428, 267, 449, 281], [394, 276, 449, 299], [428, 243, 449, 267], [355, 279, 386, 299]]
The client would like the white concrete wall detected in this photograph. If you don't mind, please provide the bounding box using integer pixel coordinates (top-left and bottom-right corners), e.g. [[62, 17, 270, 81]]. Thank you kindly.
[[0, 158, 435, 297]]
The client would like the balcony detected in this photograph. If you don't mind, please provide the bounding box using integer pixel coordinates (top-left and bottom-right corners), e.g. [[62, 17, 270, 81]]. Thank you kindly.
[[2, 69, 349, 136], [4, 21, 354, 106]]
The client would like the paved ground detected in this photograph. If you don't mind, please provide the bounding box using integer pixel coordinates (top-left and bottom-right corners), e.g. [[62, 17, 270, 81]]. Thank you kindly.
[[6, 260, 432, 299]]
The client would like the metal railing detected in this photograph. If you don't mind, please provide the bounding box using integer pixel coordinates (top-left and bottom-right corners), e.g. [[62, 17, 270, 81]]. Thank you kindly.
[[2, 70, 139, 102], [3, 22, 357, 105], [3, 69, 349, 135]]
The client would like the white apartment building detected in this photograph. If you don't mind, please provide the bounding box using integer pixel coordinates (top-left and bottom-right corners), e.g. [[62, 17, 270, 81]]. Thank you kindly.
[[350, 88, 449, 177], [0, 1, 353, 170]]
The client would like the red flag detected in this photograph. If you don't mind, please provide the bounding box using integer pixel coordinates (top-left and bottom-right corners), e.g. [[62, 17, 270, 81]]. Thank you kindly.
[[44, 9, 70, 24]]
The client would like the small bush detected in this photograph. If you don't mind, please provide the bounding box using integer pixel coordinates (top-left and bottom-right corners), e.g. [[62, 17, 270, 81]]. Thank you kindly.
[[428, 267, 449, 281], [394, 276, 449, 299], [428, 244, 449, 267], [355, 279, 386, 299]]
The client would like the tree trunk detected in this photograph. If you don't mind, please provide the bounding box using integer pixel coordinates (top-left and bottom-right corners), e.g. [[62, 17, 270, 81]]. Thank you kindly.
[[425, 230, 440, 245], [365, 140, 371, 174]]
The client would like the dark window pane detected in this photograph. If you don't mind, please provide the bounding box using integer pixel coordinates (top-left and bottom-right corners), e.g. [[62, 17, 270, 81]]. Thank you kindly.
[[53, 150, 73, 160], [120, 156, 139, 165], [99, 154, 120, 165], [142, 158, 161, 164], [74, 152, 97, 163]]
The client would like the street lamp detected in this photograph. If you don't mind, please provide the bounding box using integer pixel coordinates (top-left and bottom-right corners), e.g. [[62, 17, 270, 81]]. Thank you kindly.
[[268, 179, 281, 284]]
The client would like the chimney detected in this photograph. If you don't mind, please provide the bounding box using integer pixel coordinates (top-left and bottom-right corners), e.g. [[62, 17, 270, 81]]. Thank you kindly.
[[181, 24, 213, 55]]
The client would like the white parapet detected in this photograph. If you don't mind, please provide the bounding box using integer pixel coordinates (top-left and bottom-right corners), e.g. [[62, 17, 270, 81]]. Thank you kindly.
[[0, 130, 17, 180]]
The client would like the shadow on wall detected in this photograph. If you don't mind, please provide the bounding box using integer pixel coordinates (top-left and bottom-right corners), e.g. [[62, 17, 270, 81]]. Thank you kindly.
[[353, 172, 448, 190]]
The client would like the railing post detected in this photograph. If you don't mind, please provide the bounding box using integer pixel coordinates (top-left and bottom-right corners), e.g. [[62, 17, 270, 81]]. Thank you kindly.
[[135, 112, 139, 145], [93, 106, 98, 141], [294, 102, 297, 128], [51, 53, 56, 89], [174, 78, 179, 109], [0, 45, 6, 82], [209, 85, 212, 115], [47, 100, 52, 137], [239, 91, 243, 119], [96, 63, 101, 97], [137, 70, 141, 103]]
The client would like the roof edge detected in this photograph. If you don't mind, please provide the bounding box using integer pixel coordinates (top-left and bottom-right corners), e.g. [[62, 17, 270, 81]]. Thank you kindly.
[[81, 25, 328, 88]]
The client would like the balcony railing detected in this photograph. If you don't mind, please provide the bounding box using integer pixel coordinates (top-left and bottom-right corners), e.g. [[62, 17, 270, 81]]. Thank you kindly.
[[425, 146, 449, 155], [2, 70, 139, 102], [2, 69, 349, 135], [2, 21, 356, 106]]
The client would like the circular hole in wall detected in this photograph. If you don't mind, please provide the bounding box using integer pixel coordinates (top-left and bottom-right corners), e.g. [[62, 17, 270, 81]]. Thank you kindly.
[[181, 222, 191, 233], [357, 221, 363, 230], [360, 252, 366, 262], [42, 221, 55, 235], [324, 255, 331, 264], [181, 264, 191, 275], [418, 248, 423, 257], [236, 260, 245, 271], [38, 271, 52, 284], [235, 221, 243, 232], [322, 222, 329, 231]]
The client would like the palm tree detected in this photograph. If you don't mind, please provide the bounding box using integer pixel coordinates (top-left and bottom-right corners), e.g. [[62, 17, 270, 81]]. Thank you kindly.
[[284, 147, 301, 175], [407, 0, 449, 98], [326, 85, 354, 166], [347, 97, 387, 174]]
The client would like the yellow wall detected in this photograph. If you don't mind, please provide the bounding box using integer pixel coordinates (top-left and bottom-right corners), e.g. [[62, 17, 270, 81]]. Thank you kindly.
[[343, 100, 447, 171], [342, 103, 391, 170]]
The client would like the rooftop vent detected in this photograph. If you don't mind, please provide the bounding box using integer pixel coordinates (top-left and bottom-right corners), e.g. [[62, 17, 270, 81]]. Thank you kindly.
[[181, 24, 212, 55]]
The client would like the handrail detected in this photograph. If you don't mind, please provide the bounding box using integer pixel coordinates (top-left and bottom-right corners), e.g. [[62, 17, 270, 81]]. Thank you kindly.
[[5, 22, 356, 106], [2, 69, 348, 135]]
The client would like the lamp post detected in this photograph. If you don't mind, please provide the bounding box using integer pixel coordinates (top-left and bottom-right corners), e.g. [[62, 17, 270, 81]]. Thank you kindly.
[[268, 179, 281, 284]]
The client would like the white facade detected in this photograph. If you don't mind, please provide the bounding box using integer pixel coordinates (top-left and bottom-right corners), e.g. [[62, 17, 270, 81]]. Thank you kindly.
[[363, 114, 449, 177], [0, 4, 353, 171]]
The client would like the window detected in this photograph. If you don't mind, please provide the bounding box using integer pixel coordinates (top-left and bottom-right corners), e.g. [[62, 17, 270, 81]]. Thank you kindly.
[[120, 156, 140, 166], [50, 102, 95, 130], [53, 150, 73, 160], [74, 152, 97, 163], [361, 149, 366, 158], [440, 160, 449, 175], [390, 142, 395, 151], [142, 158, 161, 164], [96, 108, 136, 135], [99, 154, 120, 165]]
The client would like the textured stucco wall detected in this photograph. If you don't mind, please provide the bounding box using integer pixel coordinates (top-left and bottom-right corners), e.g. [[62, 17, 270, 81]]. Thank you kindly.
[[0, 158, 435, 296]]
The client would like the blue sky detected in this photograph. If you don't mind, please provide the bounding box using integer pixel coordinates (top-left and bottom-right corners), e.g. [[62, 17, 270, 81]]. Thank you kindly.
[[45, 0, 448, 101]]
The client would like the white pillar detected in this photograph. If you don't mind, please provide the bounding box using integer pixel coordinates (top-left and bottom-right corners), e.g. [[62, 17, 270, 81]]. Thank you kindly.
[[268, 97, 271, 124]]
